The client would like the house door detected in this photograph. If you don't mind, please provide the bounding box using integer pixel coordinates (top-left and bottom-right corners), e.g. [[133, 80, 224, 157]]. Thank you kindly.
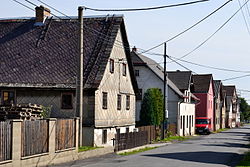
[[183, 116, 185, 136]]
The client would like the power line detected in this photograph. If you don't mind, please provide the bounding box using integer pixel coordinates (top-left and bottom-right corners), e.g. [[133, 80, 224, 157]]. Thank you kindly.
[[12, 0, 35, 11], [173, 57, 250, 73], [144, 51, 250, 74], [12, 0, 250, 76], [238, 0, 250, 35], [36, 0, 72, 19], [169, 0, 250, 62], [141, 0, 232, 54], [237, 89, 250, 92], [84, 0, 209, 12], [142, 52, 195, 72], [245, 0, 250, 17], [222, 74, 250, 81]]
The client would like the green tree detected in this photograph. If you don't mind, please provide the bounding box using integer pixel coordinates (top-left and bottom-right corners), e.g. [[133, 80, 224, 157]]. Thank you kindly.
[[240, 98, 250, 122], [140, 88, 163, 126]]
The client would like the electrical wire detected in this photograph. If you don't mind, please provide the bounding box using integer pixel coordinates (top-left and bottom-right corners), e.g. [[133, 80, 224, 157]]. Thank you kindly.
[[238, 0, 250, 35], [245, 0, 250, 17], [173, 57, 250, 73], [12, 0, 35, 11], [84, 0, 209, 12], [11, 0, 250, 76], [36, 0, 72, 19], [141, 0, 232, 54], [169, 0, 250, 62], [222, 74, 250, 81]]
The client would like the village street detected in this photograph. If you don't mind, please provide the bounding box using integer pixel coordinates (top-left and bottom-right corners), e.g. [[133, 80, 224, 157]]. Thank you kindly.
[[54, 125, 250, 167]]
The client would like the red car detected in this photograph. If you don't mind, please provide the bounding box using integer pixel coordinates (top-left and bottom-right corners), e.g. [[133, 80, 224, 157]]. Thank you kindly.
[[195, 117, 212, 134]]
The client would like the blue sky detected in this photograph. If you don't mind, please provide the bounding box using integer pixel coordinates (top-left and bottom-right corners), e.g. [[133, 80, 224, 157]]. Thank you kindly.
[[1, 0, 250, 100]]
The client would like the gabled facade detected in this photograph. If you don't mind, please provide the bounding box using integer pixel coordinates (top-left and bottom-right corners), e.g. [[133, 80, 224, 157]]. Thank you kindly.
[[167, 71, 198, 136], [0, 6, 138, 146], [223, 85, 238, 128], [192, 74, 214, 132], [213, 80, 224, 131], [131, 50, 196, 136]]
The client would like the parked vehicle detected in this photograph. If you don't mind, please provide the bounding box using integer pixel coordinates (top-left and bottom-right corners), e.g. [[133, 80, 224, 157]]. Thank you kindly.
[[195, 117, 212, 134]]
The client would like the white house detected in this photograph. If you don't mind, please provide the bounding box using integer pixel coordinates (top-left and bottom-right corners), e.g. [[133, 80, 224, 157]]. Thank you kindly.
[[131, 50, 196, 136], [167, 71, 197, 136]]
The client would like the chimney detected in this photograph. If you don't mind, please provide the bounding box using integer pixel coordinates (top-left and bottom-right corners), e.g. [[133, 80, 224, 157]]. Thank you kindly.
[[35, 5, 51, 25], [132, 46, 137, 52]]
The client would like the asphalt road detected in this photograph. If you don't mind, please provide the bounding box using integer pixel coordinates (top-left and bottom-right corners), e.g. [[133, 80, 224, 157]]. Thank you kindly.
[[54, 125, 250, 167]]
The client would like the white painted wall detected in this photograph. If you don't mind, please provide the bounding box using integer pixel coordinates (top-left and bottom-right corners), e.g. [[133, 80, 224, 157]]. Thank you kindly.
[[134, 66, 180, 126], [179, 103, 195, 136]]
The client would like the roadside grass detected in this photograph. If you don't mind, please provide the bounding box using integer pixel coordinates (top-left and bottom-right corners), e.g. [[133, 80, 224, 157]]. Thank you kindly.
[[78, 146, 103, 152], [214, 128, 229, 133], [118, 147, 158, 156], [236, 151, 250, 167], [155, 135, 190, 142]]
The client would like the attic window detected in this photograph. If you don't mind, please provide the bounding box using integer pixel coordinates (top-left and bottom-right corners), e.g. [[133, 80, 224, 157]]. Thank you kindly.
[[126, 95, 130, 110], [61, 93, 73, 109], [117, 94, 122, 110], [135, 70, 139, 77], [102, 92, 108, 109], [110, 59, 114, 73], [122, 63, 127, 76]]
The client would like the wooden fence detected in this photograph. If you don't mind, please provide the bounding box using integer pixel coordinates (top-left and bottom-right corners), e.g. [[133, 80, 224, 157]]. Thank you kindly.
[[137, 125, 157, 143], [115, 131, 148, 152], [55, 119, 76, 151], [0, 121, 12, 162], [21, 120, 49, 157]]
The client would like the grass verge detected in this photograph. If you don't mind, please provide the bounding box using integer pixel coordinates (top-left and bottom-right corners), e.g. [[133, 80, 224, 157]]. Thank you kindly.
[[118, 147, 158, 156], [237, 151, 250, 167], [78, 146, 103, 152], [214, 128, 229, 133], [156, 135, 190, 142]]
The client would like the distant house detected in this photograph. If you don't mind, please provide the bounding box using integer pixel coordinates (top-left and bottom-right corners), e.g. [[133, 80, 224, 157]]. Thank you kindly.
[[131, 49, 196, 136], [0, 6, 138, 146], [213, 80, 226, 130], [167, 71, 198, 136], [192, 74, 214, 132], [223, 86, 239, 128]]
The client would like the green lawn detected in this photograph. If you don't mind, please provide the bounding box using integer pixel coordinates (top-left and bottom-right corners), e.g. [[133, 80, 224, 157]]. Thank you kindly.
[[78, 146, 103, 152], [237, 151, 250, 167], [118, 147, 158, 156]]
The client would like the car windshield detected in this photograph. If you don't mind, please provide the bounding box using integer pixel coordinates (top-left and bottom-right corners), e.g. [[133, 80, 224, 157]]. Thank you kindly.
[[196, 119, 209, 124]]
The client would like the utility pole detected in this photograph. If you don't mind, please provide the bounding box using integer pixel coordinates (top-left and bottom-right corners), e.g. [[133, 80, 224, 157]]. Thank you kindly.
[[77, 6, 84, 146], [162, 42, 167, 140]]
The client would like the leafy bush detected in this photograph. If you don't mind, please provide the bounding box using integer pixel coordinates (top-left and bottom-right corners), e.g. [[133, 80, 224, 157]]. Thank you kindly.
[[140, 88, 163, 126]]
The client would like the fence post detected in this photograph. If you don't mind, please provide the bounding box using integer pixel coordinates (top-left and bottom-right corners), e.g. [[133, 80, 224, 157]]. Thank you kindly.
[[48, 118, 57, 154], [75, 118, 79, 151], [12, 119, 23, 166]]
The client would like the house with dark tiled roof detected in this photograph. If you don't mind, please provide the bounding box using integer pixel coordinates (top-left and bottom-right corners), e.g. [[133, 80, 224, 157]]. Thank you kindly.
[[213, 80, 226, 130], [0, 6, 138, 146], [167, 71, 199, 136], [191, 74, 215, 132], [223, 85, 240, 128], [131, 50, 197, 136]]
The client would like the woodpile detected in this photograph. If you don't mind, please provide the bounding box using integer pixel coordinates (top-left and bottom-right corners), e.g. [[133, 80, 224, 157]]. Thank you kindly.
[[0, 103, 43, 121]]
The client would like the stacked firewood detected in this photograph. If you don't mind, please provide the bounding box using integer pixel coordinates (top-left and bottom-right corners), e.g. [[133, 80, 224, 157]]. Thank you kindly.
[[0, 103, 43, 121]]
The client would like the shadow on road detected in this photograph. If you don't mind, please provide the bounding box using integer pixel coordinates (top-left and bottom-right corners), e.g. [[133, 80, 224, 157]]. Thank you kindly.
[[201, 142, 250, 149], [144, 151, 241, 166]]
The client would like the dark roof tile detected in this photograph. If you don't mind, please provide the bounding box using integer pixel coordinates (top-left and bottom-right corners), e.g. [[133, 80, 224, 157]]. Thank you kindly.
[[0, 16, 124, 89]]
